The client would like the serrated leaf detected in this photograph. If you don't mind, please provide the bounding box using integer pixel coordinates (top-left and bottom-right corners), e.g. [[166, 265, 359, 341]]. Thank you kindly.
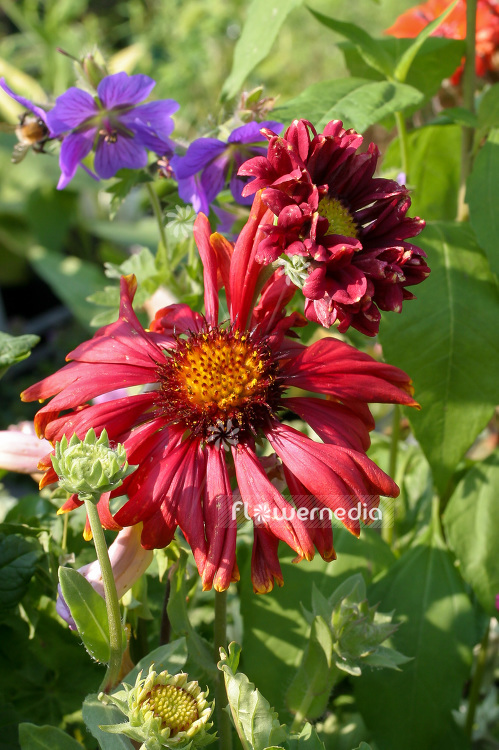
[[58, 566, 112, 663], [467, 128, 499, 277], [19, 723, 84, 750], [273, 79, 422, 133], [308, 9, 393, 78], [0, 331, 40, 378], [82, 693, 134, 750], [218, 643, 288, 750], [286, 616, 335, 720], [354, 533, 476, 750], [379, 221, 499, 497], [443, 451, 499, 615], [221, 0, 304, 101], [0, 533, 43, 617], [393, 0, 459, 82]]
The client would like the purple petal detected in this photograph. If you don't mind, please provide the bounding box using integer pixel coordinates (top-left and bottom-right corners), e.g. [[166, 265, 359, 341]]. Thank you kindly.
[[47, 88, 98, 134], [94, 134, 148, 179], [57, 130, 95, 189], [174, 138, 227, 178], [228, 120, 283, 144], [131, 121, 175, 156], [200, 155, 229, 205], [56, 584, 77, 630], [230, 171, 253, 206], [0, 78, 51, 130], [176, 173, 210, 215], [126, 99, 179, 139], [97, 72, 155, 109]]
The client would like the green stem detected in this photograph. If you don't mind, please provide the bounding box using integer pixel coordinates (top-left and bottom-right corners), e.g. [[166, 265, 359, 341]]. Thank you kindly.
[[214, 590, 233, 750], [84, 498, 124, 693], [394, 111, 410, 182], [290, 667, 341, 733], [382, 405, 401, 546], [457, 0, 478, 221], [465, 622, 490, 739], [146, 182, 169, 273]]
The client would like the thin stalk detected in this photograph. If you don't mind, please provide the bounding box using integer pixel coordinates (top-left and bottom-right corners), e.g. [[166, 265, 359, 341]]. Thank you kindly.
[[394, 111, 410, 181], [159, 577, 171, 646], [465, 622, 490, 739], [382, 405, 401, 546], [146, 182, 169, 273], [213, 590, 233, 750], [61, 512, 69, 555], [457, 0, 478, 221], [84, 498, 124, 693]]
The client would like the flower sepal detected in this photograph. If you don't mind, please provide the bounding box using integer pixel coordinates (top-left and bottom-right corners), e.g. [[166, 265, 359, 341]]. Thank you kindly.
[[51, 428, 137, 503], [100, 666, 216, 750]]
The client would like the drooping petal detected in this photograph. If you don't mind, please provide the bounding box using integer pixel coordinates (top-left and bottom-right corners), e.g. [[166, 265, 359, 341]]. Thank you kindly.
[[97, 72, 155, 109], [47, 87, 98, 133], [285, 396, 372, 451], [57, 130, 95, 189], [202, 445, 237, 592], [94, 134, 148, 179], [251, 528, 284, 593]]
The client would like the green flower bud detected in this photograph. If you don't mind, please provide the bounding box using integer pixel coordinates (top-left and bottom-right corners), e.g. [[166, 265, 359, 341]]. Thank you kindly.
[[101, 666, 215, 750], [51, 429, 136, 503], [81, 52, 108, 89]]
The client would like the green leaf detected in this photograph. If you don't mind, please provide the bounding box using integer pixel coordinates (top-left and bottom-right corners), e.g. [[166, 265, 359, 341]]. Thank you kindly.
[[273, 79, 422, 133], [19, 723, 84, 750], [120, 639, 188, 686], [393, 0, 459, 82], [383, 125, 461, 220], [286, 723, 326, 749], [106, 169, 152, 220], [354, 532, 476, 750], [0, 533, 43, 617], [58, 566, 111, 664], [378, 221, 499, 497], [477, 84, 499, 130], [221, 0, 304, 101], [0, 331, 40, 378], [286, 616, 335, 720], [27, 247, 107, 332], [167, 549, 217, 678], [443, 451, 499, 614], [340, 37, 464, 105], [467, 128, 499, 277], [82, 693, 134, 750], [240, 531, 395, 719], [433, 106, 478, 128], [218, 643, 288, 750], [308, 9, 393, 78]]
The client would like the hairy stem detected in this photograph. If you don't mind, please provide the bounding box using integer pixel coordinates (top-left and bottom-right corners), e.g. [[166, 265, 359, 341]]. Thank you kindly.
[[214, 590, 233, 750], [457, 0, 477, 221], [465, 622, 490, 738], [84, 499, 124, 693]]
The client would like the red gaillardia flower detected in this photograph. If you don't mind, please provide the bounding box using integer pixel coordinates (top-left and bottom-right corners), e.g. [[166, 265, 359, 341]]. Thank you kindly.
[[385, 0, 499, 85], [22, 196, 418, 593], [239, 119, 429, 335]]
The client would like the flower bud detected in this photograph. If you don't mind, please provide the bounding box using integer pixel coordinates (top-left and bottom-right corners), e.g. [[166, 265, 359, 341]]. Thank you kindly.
[[102, 666, 215, 749], [81, 52, 108, 89], [51, 428, 136, 503]]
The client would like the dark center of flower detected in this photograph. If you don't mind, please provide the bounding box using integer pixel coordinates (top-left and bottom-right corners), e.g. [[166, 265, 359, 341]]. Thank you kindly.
[[318, 196, 358, 238], [157, 327, 281, 442], [142, 684, 198, 736]]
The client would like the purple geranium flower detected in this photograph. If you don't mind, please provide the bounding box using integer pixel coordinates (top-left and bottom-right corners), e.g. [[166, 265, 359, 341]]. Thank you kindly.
[[172, 120, 283, 214], [47, 72, 179, 189]]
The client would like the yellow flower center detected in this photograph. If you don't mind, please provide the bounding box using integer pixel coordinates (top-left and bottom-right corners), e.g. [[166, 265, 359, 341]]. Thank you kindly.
[[142, 684, 198, 736], [158, 327, 279, 440], [318, 195, 358, 238]]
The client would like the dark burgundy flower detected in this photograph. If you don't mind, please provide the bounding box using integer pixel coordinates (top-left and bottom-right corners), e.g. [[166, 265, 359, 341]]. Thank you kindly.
[[22, 197, 418, 593], [239, 119, 429, 335]]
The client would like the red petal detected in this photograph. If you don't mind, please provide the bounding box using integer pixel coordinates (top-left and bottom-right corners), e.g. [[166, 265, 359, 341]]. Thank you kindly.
[[194, 213, 219, 327], [202, 445, 237, 592]]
